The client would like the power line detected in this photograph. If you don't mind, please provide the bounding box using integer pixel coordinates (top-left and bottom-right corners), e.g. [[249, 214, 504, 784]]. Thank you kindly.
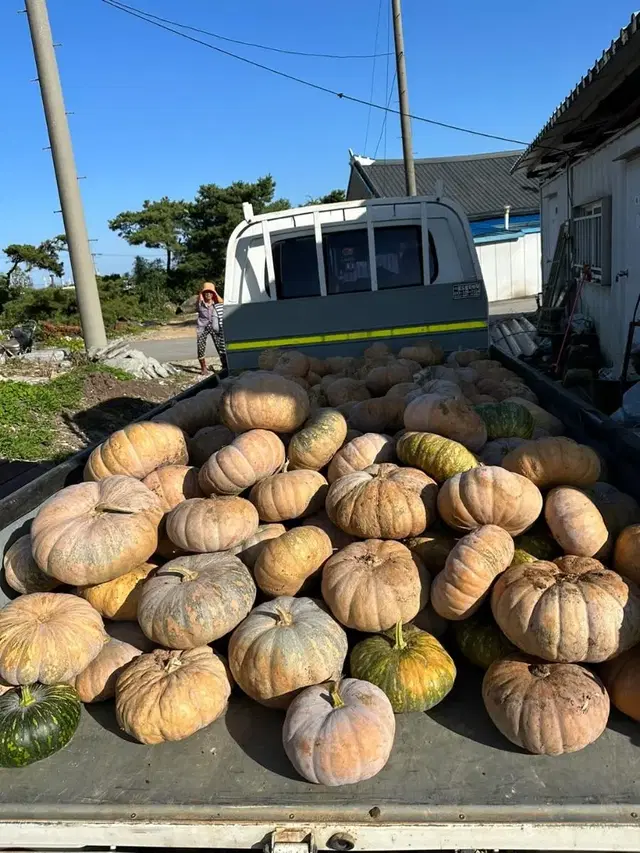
[[105, 0, 392, 60], [374, 69, 397, 158], [99, 0, 541, 149], [363, 0, 383, 153]]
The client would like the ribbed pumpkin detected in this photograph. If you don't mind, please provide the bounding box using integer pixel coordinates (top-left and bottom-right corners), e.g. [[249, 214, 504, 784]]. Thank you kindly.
[[447, 348, 484, 367], [138, 553, 256, 648], [152, 388, 223, 435], [544, 487, 609, 557], [283, 678, 396, 786], [142, 465, 204, 512], [482, 655, 609, 755], [431, 525, 514, 621], [188, 425, 235, 467], [198, 429, 285, 496], [287, 409, 348, 471], [327, 432, 395, 483], [437, 466, 543, 535], [404, 530, 457, 574], [326, 378, 371, 408], [474, 401, 535, 440], [258, 348, 283, 370], [84, 422, 188, 481], [385, 381, 421, 399], [476, 378, 538, 404], [365, 363, 413, 395], [479, 437, 528, 466], [254, 526, 333, 597], [273, 349, 310, 378], [300, 511, 357, 551], [614, 524, 640, 584], [115, 647, 232, 745], [220, 372, 310, 433], [2, 534, 60, 595], [396, 431, 479, 483], [502, 436, 601, 488], [230, 523, 286, 569], [399, 341, 443, 365], [0, 683, 81, 767], [73, 637, 141, 702], [249, 470, 328, 522], [322, 539, 429, 632], [503, 397, 564, 435], [416, 379, 463, 400], [404, 395, 487, 452], [165, 496, 259, 553], [453, 610, 514, 669], [491, 556, 640, 662], [350, 621, 456, 712], [0, 593, 106, 685], [228, 596, 348, 708], [349, 398, 405, 434], [31, 476, 164, 586], [76, 561, 157, 621], [599, 646, 640, 722]]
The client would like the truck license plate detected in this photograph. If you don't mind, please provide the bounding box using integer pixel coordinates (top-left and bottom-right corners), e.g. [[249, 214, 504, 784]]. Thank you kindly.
[[453, 282, 481, 299]]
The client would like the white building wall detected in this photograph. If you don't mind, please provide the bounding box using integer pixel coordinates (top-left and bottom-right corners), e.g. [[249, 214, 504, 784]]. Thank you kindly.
[[539, 121, 640, 371], [475, 231, 541, 303]]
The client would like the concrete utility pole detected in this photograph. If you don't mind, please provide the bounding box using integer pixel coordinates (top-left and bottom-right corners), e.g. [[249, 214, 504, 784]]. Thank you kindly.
[[24, 0, 107, 349], [391, 0, 417, 197]]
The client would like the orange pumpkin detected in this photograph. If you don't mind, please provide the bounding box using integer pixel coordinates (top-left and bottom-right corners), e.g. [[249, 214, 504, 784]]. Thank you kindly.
[[165, 496, 259, 553], [198, 429, 285, 496], [142, 465, 204, 512], [249, 470, 328, 522], [84, 422, 188, 481]]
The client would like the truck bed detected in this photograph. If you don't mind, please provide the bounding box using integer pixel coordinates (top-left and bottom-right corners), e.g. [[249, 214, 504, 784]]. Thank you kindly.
[[2, 359, 640, 850]]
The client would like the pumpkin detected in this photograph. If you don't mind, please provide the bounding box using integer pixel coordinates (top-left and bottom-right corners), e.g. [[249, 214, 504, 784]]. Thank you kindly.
[[299, 512, 356, 551], [228, 596, 348, 708], [544, 487, 609, 557], [326, 355, 357, 374], [84, 422, 188, 481], [326, 464, 437, 539], [0, 683, 81, 767], [321, 539, 429, 632], [327, 432, 395, 483], [287, 409, 348, 471], [588, 483, 640, 540], [365, 363, 413, 395], [73, 637, 141, 702], [399, 341, 443, 365], [308, 355, 330, 376], [474, 402, 535, 440], [412, 603, 448, 637], [0, 593, 106, 685], [503, 397, 564, 435], [306, 371, 322, 386], [254, 526, 333, 597], [165, 496, 259, 553], [198, 429, 285, 496], [230, 523, 286, 569], [188, 425, 235, 467], [152, 388, 223, 435], [350, 621, 455, 712], [404, 395, 487, 452], [76, 561, 156, 621], [31, 476, 163, 586], [614, 524, 640, 584], [283, 678, 395, 785], [142, 465, 204, 512], [396, 431, 478, 483], [2, 534, 60, 595], [479, 437, 528, 466], [512, 528, 559, 565], [106, 620, 156, 652], [273, 349, 310, 378], [491, 556, 640, 662], [599, 646, 640, 722], [453, 609, 514, 669], [502, 436, 601, 488], [220, 372, 310, 433], [385, 382, 421, 399], [364, 342, 391, 360], [308, 385, 329, 409], [482, 654, 609, 755], [404, 530, 457, 574], [447, 348, 484, 367], [431, 526, 514, 621], [115, 646, 232, 745], [249, 470, 328, 522], [471, 358, 504, 374], [349, 398, 405, 434], [476, 378, 538, 404], [326, 378, 370, 408], [258, 348, 283, 370], [416, 379, 463, 399], [437, 466, 543, 535]]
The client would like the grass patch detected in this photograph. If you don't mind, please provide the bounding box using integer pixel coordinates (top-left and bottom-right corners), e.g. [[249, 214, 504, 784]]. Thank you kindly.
[[0, 364, 133, 461]]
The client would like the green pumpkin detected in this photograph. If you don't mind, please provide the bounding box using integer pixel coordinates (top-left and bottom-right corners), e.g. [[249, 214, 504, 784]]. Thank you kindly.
[[512, 529, 559, 566], [453, 613, 514, 669], [405, 530, 457, 574], [396, 431, 479, 483], [350, 621, 456, 712], [0, 683, 81, 768], [475, 402, 535, 440]]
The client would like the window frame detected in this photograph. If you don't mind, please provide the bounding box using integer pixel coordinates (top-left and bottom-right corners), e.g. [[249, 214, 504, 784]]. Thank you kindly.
[[572, 196, 611, 286]]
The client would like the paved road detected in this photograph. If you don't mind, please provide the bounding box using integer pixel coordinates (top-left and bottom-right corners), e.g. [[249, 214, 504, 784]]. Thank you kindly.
[[136, 296, 537, 363]]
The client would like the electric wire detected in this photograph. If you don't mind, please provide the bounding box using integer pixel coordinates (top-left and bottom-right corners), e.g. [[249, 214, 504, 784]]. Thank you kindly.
[[363, 0, 384, 153]]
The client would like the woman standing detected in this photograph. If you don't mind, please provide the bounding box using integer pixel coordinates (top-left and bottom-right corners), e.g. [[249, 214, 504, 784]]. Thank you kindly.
[[196, 281, 227, 375]]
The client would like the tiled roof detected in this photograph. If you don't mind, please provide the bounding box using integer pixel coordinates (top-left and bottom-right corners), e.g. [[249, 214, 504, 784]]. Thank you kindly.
[[350, 151, 539, 219]]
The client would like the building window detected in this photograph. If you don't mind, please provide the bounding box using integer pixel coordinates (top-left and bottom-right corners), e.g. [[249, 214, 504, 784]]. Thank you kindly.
[[573, 198, 611, 285]]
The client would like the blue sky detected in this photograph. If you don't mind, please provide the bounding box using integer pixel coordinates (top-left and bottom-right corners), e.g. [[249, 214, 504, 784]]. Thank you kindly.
[[1, 0, 636, 278]]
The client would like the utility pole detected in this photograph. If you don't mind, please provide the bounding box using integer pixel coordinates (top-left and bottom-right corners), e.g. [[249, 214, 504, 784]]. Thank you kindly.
[[24, 0, 107, 349], [391, 0, 417, 197]]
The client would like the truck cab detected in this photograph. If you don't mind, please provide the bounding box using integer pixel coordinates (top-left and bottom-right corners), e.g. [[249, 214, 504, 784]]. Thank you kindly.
[[223, 195, 488, 369]]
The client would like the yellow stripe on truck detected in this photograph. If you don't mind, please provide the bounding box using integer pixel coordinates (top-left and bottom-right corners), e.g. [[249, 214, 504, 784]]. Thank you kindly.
[[226, 320, 488, 352]]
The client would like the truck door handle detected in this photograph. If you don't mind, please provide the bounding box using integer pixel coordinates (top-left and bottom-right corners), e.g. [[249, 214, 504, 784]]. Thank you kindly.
[[616, 269, 629, 281]]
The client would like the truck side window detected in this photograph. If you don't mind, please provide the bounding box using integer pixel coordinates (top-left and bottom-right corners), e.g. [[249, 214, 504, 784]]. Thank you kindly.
[[375, 225, 438, 288], [324, 230, 371, 294], [273, 236, 321, 299]]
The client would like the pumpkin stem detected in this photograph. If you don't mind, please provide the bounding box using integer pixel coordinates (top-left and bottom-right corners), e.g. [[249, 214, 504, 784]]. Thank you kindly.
[[329, 681, 345, 709], [94, 503, 132, 515], [274, 606, 293, 626], [164, 651, 183, 673], [530, 664, 551, 679], [19, 685, 36, 706], [172, 567, 199, 583], [393, 620, 407, 650]]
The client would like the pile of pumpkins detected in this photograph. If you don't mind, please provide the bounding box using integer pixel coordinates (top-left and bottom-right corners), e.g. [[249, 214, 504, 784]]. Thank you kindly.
[[1, 340, 640, 782]]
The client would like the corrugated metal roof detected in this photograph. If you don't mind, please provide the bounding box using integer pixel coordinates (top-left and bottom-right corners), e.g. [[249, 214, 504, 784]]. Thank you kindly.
[[351, 151, 539, 219]]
